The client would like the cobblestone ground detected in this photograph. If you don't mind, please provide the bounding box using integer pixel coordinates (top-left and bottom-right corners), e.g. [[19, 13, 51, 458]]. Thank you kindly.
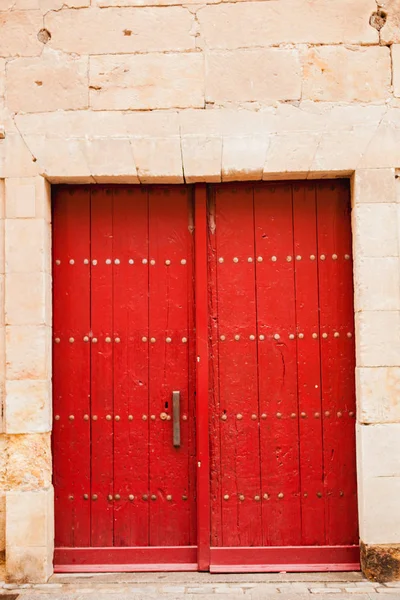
[[1, 572, 400, 599]]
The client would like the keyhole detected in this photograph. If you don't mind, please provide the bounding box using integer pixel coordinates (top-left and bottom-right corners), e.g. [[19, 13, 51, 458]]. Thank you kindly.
[[165, 402, 169, 409]]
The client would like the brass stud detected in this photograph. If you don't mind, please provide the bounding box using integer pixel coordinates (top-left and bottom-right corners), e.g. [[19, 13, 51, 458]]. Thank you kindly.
[[142, 259, 148, 265], [165, 259, 171, 266], [234, 334, 240, 341], [259, 334, 265, 341], [291, 413, 296, 418], [115, 494, 120, 500], [340, 491, 344, 497], [128, 415, 133, 421], [129, 259, 134, 265], [92, 338, 98, 344], [182, 495, 188, 501], [166, 495, 172, 501], [298, 333, 304, 339], [347, 332, 353, 338], [276, 412, 282, 418], [233, 257, 239, 263], [218, 257, 224, 264], [301, 412, 306, 418], [115, 415, 120, 421], [182, 337, 188, 343], [349, 411, 355, 417], [334, 332, 340, 338], [271, 256, 277, 262], [296, 255, 302, 261], [106, 259, 112, 265], [221, 414, 227, 421], [278, 492, 284, 499], [150, 259, 156, 266], [55, 260, 61, 266], [312, 333, 318, 339], [181, 259, 187, 265], [223, 494, 229, 501], [286, 256, 292, 262], [263, 493, 269, 500], [289, 334, 295, 340], [248, 257, 253, 263], [304, 492, 308, 498], [115, 259, 120, 265], [142, 494, 148, 501], [310, 255, 316, 261], [337, 411, 343, 417], [84, 259, 89, 265], [317, 492, 322, 498], [166, 337, 172, 343], [182, 415, 187, 421], [83, 494, 89, 500], [69, 415, 74, 421], [83, 336, 89, 342], [261, 413, 267, 419], [150, 337, 156, 343], [160, 412, 167, 421], [251, 414, 257, 420], [69, 495, 74, 501], [105, 337, 111, 343], [325, 411, 330, 417], [237, 414, 243, 420], [257, 256, 263, 262], [314, 412, 320, 418], [322, 333, 328, 339], [115, 337, 121, 343], [151, 494, 157, 501], [166, 415, 171, 421], [55, 415, 60, 421], [320, 254, 326, 261], [92, 494, 98, 501], [142, 415, 148, 421], [69, 337, 75, 343], [239, 494, 245, 501], [92, 260, 97, 266], [69, 259, 75, 265], [142, 337, 147, 342], [254, 495, 260, 502], [220, 335, 226, 341], [129, 494, 134, 501], [249, 334, 255, 341], [332, 254, 338, 260], [108, 494, 113, 501], [55, 338, 60, 343], [345, 254, 350, 260], [151, 415, 156, 421], [92, 415, 98, 421], [274, 334, 280, 340], [106, 415, 112, 421], [83, 414, 89, 421]]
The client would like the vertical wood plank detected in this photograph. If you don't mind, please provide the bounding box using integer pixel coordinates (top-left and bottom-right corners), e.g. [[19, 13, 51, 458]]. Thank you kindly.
[[52, 186, 91, 548], [112, 186, 150, 547], [90, 187, 114, 547], [195, 184, 210, 569], [254, 183, 301, 546]]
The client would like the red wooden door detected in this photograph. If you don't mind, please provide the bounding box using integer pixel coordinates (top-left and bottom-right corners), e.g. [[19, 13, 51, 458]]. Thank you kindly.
[[52, 181, 359, 573], [52, 185, 197, 571], [208, 181, 359, 571]]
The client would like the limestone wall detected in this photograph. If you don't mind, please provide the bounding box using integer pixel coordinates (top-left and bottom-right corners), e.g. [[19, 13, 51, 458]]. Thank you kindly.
[[1, 0, 400, 583]]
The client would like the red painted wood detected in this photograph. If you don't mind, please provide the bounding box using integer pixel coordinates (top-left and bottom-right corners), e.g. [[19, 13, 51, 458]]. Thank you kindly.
[[316, 182, 358, 546], [54, 546, 197, 568], [212, 184, 262, 547], [52, 186, 91, 548], [112, 187, 150, 546], [90, 187, 114, 546], [254, 183, 300, 546], [195, 184, 210, 570], [292, 183, 325, 545], [148, 186, 195, 547]]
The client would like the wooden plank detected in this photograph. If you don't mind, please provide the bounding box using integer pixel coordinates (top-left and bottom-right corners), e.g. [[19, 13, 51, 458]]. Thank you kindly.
[[148, 186, 193, 547], [112, 186, 150, 547], [195, 184, 210, 570], [52, 186, 91, 549], [292, 183, 325, 545], [54, 546, 198, 569], [214, 184, 262, 547], [254, 183, 301, 546], [90, 187, 114, 547], [316, 181, 358, 546]]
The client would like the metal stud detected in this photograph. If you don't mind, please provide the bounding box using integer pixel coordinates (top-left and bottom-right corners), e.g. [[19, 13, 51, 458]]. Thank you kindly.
[[296, 255, 301, 261], [142, 259, 148, 265], [325, 411, 330, 417], [151, 415, 156, 421], [182, 415, 187, 421], [115, 415, 120, 421], [182, 495, 188, 501], [106, 415, 112, 421], [289, 334, 295, 340], [55, 338, 60, 344], [322, 333, 328, 339], [237, 414, 243, 420], [337, 411, 342, 417], [166, 337, 172, 343], [92, 338, 98, 344], [166, 495, 172, 501], [334, 332, 340, 338], [345, 254, 350, 260], [259, 334, 265, 341], [254, 495, 260, 502], [304, 493, 308, 498], [234, 334, 240, 341], [84, 494, 89, 500], [298, 333, 304, 339], [220, 335, 226, 341], [340, 491, 344, 497], [263, 493, 269, 500], [69, 495, 74, 501], [278, 493, 284, 499], [310, 255, 316, 261], [84, 259, 89, 265], [142, 494, 148, 501], [218, 258, 224, 264], [274, 334, 280, 340], [317, 492, 322, 498], [249, 334, 255, 341], [312, 333, 318, 339], [69, 415, 74, 421], [314, 412, 320, 418], [165, 259, 171, 266], [257, 256, 263, 262], [129, 259, 134, 265], [92, 260, 97, 266], [233, 257, 239, 263], [261, 413, 267, 419], [223, 494, 229, 501], [105, 337, 111, 343], [151, 494, 157, 501], [115, 337, 121, 343], [332, 254, 338, 260], [108, 494, 113, 501], [142, 337, 147, 343], [251, 414, 257, 420], [92, 494, 98, 501], [320, 254, 326, 261], [349, 411, 355, 417], [347, 332, 353, 338], [167, 415, 171, 421], [92, 415, 98, 421], [271, 256, 277, 262], [83, 336, 89, 343], [114, 259, 120, 265], [55, 260, 61, 266], [128, 415, 133, 421], [150, 337, 156, 343], [55, 415, 60, 421], [181, 259, 187, 265], [160, 412, 167, 421], [69, 337, 74, 343], [276, 412, 282, 419], [106, 259, 112, 265], [291, 413, 296, 418], [248, 257, 253, 263], [142, 415, 148, 421], [239, 494, 245, 501], [69, 259, 75, 265], [286, 256, 292, 262], [221, 414, 227, 421], [301, 412, 306, 418], [182, 337, 188, 344], [150, 259, 156, 266], [84, 414, 89, 421]]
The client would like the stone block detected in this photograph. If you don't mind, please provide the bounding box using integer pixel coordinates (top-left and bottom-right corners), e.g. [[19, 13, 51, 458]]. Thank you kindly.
[[352, 204, 398, 258], [83, 138, 139, 182], [5, 177, 51, 221], [0, 59, 5, 101], [4, 135, 40, 179], [5, 219, 51, 274], [5, 272, 51, 326], [0, 492, 4, 554], [5, 380, 51, 434], [354, 257, 400, 312], [222, 135, 268, 181], [303, 46, 391, 103], [359, 423, 400, 480], [263, 132, 321, 179], [359, 120, 400, 169], [90, 53, 204, 110], [197, 0, 377, 50], [6, 50, 89, 113], [46, 7, 194, 54], [358, 475, 400, 544], [205, 49, 301, 105], [0, 11, 42, 57], [133, 138, 183, 183], [381, 0, 400, 44], [6, 434, 51, 491], [181, 136, 222, 183], [310, 128, 374, 174], [6, 325, 51, 381], [393, 46, 400, 98], [357, 367, 400, 424], [356, 311, 400, 368], [353, 169, 397, 204]]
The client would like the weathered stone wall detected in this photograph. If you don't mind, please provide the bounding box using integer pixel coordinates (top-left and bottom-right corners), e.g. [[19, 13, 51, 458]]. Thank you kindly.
[[1, 0, 400, 584]]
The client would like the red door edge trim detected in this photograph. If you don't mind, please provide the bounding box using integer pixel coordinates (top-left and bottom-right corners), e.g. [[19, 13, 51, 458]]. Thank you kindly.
[[195, 184, 211, 571]]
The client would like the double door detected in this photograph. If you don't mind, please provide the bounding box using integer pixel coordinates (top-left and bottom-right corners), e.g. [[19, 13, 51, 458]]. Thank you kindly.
[[52, 182, 359, 572]]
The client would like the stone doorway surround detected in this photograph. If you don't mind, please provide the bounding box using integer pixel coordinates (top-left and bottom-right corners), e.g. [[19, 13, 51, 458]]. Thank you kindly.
[[0, 107, 399, 583]]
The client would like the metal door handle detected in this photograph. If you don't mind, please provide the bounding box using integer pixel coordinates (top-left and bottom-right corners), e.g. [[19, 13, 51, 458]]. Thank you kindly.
[[172, 391, 181, 448]]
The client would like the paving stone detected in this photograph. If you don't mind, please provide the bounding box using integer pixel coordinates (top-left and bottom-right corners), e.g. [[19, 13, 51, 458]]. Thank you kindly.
[[344, 589, 372, 594], [311, 589, 343, 594], [162, 587, 186, 593]]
